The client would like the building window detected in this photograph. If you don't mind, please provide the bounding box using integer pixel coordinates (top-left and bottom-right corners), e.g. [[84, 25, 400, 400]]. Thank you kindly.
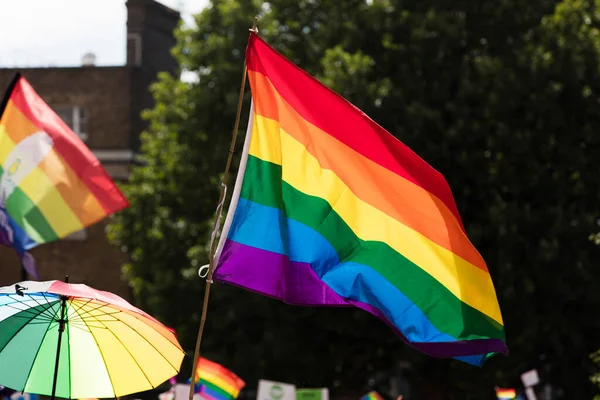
[[64, 229, 88, 241], [127, 33, 142, 66], [54, 106, 88, 142]]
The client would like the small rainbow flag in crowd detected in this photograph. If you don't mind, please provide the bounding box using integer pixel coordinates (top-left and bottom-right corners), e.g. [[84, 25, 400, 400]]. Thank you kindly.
[[495, 388, 517, 399], [212, 32, 507, 366], [0, 73, 128, 278], [360, 391, 384, 400], [193, 357, 245, 400]]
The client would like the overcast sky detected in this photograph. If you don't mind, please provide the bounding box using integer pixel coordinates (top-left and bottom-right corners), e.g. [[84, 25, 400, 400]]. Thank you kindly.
[[0, 0, 209, 68]]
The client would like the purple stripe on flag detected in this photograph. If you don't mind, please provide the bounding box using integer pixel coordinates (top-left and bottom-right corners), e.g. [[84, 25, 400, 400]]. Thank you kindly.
[[214, 239, 506, 363], [0, 207, 39, 279], [22, 252, 39, 280], [215, 238, 348, 306], [0, 229, 11, 248]]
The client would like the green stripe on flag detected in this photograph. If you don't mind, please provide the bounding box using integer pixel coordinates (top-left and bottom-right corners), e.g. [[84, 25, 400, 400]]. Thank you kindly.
[[0, 163, 59, 243], [200, 379, 235, 399], [240, 155, 505, 341]]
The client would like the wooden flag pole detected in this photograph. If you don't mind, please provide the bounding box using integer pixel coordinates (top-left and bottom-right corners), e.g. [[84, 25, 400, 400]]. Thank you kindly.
[[0, 72, 29, 282], [187, 17, 258, 400]]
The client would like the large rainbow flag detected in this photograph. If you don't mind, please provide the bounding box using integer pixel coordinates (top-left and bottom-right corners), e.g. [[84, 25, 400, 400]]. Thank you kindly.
[[192, 357, 245, 400], [0, 74, 128, 278], [212, 33, 507, 365]]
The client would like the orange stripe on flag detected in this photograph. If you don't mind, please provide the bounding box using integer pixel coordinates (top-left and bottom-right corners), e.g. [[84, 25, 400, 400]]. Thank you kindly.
[[1, 100, 107, 226], [9, 77, 128, 214], [196, 357, 245, 395], [249, 70, 487, 271]]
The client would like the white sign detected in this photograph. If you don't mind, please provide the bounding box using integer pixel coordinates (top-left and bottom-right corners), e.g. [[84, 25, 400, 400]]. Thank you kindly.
[[173, 384, 202, 400], [520, 369, 540, 388], [257, 379, 297, 400], [0, 131, 54, 205], [524, 387, 538, 400]]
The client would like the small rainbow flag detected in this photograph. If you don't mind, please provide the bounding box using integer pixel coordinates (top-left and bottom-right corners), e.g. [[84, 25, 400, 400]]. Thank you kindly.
[[193, 357, 245, 400], [495, 388, 516, 399], [360, 391, 384, 400], [0, 74, 128, 277], [212, 33, 507, 366]]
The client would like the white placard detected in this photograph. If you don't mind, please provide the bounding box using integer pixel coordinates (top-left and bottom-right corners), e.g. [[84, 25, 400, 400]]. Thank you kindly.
[[524, 387, 538, 400], [173, 384, 202, 400], [257, 379, 297, 400], [158, 391, 174, 400], [520, 369, 540, 388]]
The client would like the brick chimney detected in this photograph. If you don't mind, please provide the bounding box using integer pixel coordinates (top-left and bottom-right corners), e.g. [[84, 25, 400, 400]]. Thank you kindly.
[[126, 0, 180, 149]]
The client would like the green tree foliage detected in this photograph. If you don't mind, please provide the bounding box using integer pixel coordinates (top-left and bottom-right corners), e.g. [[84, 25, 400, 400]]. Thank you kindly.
[[591, 349, 600, 399], [109, 0, 600, 398]]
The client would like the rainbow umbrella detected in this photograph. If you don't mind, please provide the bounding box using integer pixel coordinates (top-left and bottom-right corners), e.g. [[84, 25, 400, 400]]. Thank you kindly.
[[0, 279, 184, 400]]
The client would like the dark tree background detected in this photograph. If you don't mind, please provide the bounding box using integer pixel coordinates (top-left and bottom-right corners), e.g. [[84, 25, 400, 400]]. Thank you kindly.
[[108, 0, 600, 398]]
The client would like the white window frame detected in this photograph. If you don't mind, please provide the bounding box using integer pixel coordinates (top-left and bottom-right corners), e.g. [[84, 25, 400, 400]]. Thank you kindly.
[[55, 106, 88, 142], [71, 106, 88, 142], [127, 33, 142, 66], [92, 150, 134, 162]]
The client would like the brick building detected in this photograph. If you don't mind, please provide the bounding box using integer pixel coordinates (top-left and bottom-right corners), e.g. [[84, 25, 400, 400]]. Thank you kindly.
[[0, 0, 180, 298]]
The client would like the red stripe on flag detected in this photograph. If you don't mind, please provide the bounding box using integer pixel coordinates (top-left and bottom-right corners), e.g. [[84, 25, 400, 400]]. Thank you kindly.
[[245, 33, 465, 231]]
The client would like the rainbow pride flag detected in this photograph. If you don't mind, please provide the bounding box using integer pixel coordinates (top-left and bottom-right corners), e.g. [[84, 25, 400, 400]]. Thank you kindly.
[[193, 357, 245, 400], [0, 74, 128, 277], [212, 33, 507, 366], [495, 388, 517, 399], [360, 391, 384, 400]]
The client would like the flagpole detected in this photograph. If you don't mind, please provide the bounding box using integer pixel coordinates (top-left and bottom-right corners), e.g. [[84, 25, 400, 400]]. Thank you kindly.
[[187, 17, 258, 400], [0, 72, 29, 282], [0, 72, 21, 116]]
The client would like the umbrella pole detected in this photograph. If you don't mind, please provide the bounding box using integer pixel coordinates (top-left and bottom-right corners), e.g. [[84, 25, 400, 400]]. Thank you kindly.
[[51, 277, 68, 400], [187, 17, 258, 400], [50, 296, 67, 400]]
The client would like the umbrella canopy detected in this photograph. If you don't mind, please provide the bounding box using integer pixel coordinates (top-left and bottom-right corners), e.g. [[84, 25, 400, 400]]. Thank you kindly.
[[0, 280, 184, 399]]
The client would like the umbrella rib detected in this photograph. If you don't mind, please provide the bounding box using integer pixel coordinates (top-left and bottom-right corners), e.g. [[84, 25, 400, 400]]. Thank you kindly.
[[2, 306, 53, 322], [22, 293, 59, 321], [69, 299, 121, 324], [70, 299, 121, 329], [0, 294, 46, 308], [87, 314, 156, 390], [1, 295, 57, 322], [67, 298, 95, 323], [104, 311, 182, 375], [8, 319, 60, 324], [28, 292, 56, 310], [70, 300, 122, 322], [66, 301, 72, 398], [31, 293, 63, 321], [69, 298, 93, 314]]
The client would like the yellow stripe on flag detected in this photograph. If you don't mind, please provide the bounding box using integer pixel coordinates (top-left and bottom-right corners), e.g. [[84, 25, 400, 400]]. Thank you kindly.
[[0, 129, 84, 237], [250, 114, 503, 324]]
